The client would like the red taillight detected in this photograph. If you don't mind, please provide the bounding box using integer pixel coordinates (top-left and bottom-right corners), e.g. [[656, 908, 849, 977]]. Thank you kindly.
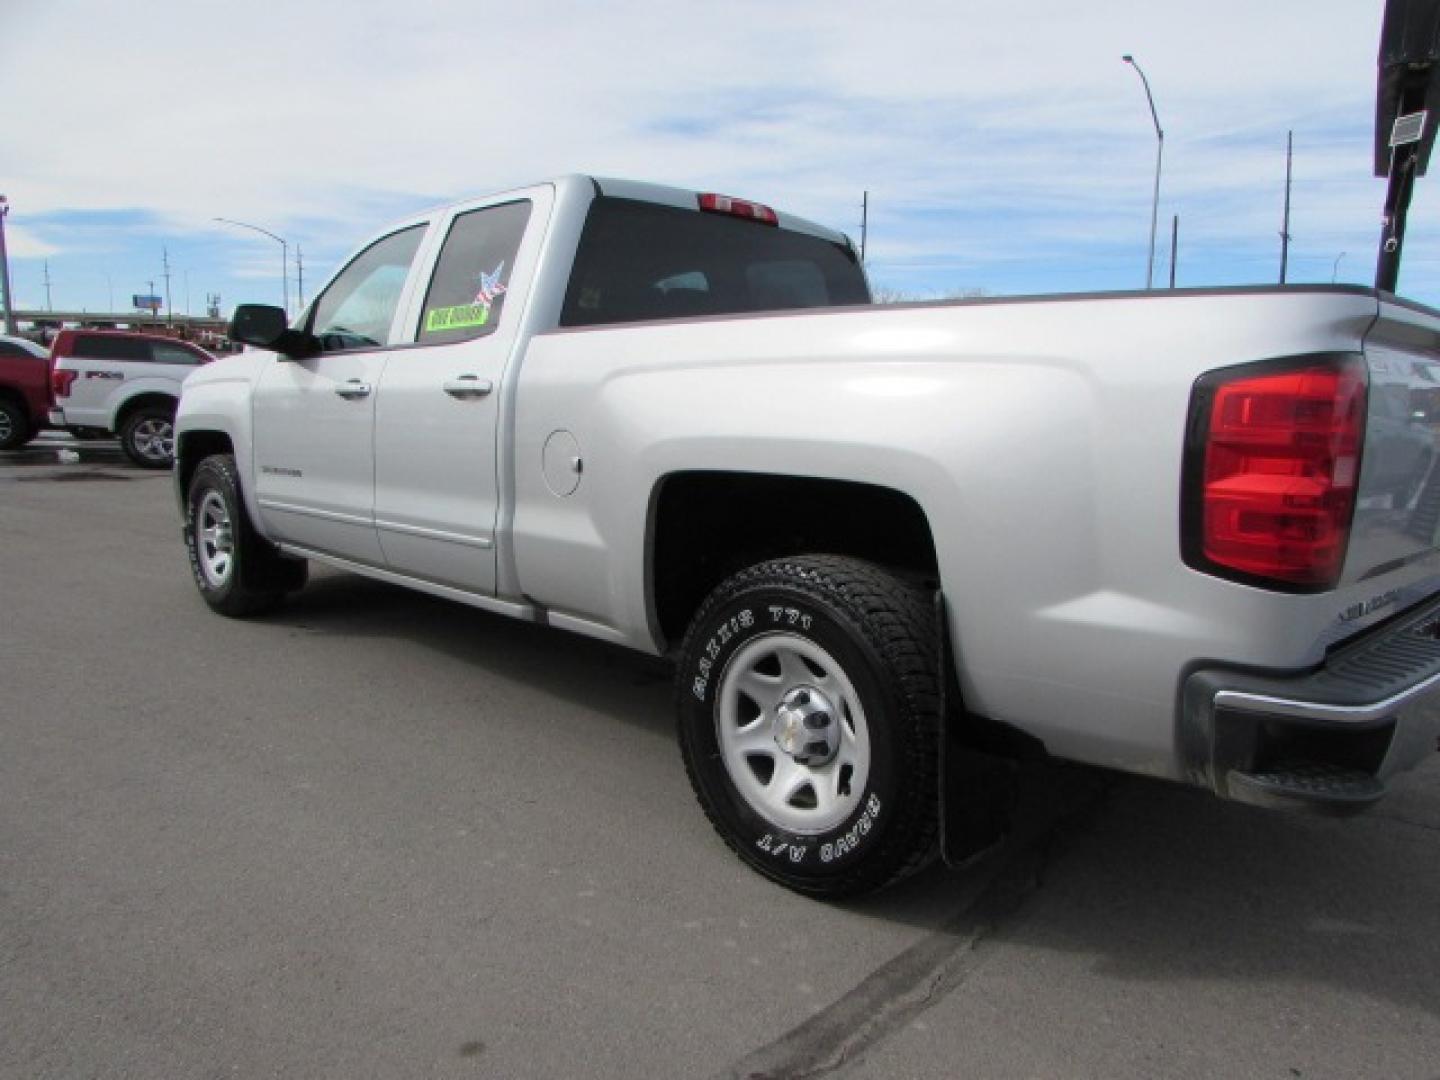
[[1184, 357, 1367, 590], [698, 192, 779, 226], [53, 369, 78, 398]]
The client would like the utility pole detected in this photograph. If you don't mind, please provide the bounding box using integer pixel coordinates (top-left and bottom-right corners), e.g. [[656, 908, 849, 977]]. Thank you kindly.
[[106, 273, 114, 313], [43, 260, 53, 312], [1279, 131, 1293, 284], [162, 246, 174, 324], [0, 195, 16, 334], [295, 246, 305, 310]]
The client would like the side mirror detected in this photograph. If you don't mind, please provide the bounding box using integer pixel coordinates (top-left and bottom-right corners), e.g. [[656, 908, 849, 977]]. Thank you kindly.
[[230, 304, 288, 348], [228, 304, 316, 359]]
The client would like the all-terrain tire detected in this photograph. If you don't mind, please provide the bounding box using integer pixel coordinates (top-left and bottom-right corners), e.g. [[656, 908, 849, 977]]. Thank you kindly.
[[184, 453, 307, 617], [676, 555, 941, 899]]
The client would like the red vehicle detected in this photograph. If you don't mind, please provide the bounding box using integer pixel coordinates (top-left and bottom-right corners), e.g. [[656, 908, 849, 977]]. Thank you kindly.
[[0, 333, 52, 451]]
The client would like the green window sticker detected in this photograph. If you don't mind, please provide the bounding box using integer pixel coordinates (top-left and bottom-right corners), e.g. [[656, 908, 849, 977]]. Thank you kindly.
[[425, 303, 490, 333]]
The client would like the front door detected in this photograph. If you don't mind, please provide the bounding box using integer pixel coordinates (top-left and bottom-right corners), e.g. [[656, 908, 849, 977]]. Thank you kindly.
[[252, 223, 429, 566]]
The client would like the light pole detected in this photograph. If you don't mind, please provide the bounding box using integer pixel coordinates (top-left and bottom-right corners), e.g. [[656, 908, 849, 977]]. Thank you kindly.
[[1123, 54, 1164, 290], [1332, 251, 1347, 283], [214, 217, 289, 316], [0, 195, 15, 334]]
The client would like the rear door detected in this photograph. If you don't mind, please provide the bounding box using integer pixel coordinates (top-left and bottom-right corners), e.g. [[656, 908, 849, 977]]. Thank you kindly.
[[252, 223, 429, 566], [61, 334, 149, 428], [372, 186, 550, 593]]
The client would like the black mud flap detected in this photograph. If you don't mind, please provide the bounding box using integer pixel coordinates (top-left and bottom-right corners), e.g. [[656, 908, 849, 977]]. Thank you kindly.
[[936, 591, 1019, 867]]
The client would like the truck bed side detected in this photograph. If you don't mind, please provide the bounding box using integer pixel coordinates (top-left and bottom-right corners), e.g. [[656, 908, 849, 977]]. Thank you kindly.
[[508, 287, 1417, 780]]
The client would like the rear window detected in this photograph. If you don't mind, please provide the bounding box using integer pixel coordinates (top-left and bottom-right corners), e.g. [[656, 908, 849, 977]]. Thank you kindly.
[[416, 200, 532, 345], [151, 342, 207, 366], [559, 197, 868, 328], [71, 335, 152, 362]]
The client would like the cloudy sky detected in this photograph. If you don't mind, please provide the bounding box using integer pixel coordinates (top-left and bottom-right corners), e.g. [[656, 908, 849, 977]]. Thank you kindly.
[[2, 0, 1434, 317]]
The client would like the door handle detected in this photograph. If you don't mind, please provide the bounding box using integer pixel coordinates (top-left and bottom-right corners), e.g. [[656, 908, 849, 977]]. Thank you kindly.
[[443, 376, 494, 399], [334, 380, 372, 399]]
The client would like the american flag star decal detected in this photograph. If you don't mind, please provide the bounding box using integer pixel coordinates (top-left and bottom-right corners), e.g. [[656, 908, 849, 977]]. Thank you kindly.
[[474, 262, 508, 307]]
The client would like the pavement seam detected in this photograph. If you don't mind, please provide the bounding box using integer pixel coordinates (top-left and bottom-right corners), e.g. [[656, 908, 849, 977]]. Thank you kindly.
[[712, 771, 1109, 1080], [1368, 811, 1440, 834]]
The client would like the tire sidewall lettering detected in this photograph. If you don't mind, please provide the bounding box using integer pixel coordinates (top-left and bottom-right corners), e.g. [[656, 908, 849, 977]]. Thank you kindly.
[[681, 585, 898, 876]]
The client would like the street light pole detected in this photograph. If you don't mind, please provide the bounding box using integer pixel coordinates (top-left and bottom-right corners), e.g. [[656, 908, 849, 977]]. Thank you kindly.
[[1123, 54, 1165, 290], [0, 195, 15, 334], [1333, 251, 1347, 283], [213, 217, 289, 316]]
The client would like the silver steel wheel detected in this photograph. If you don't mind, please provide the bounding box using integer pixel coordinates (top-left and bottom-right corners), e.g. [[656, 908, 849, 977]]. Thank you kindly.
[[196, 489, 235, 589], [131, 417, 174, 463], [715, 632, 870, 835], [0, 409, 13, 445]]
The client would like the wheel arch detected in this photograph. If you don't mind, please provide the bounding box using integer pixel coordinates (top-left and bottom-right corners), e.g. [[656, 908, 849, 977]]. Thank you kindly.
[[0, 385, 29, 417], [647, 470, 940, 653], [175, 429, 236, 502], [0, 386, 31, 446], [113, 390, 178, 433]]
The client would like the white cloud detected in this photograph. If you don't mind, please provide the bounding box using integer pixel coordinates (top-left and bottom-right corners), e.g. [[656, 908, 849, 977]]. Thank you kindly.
[[0, 0, 1426, 298], [1, 223, 61, 259]]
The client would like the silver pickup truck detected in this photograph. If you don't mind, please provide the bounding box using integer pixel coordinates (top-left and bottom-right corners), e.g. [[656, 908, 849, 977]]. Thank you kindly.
[[175, 175, 1440, 897]]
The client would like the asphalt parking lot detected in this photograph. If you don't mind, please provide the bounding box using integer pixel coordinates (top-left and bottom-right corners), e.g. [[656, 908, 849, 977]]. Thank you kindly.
[[3, 448, 1439, 1079]]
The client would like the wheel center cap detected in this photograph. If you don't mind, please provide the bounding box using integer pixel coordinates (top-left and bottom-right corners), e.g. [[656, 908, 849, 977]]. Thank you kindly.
[[773, 686, 840, 766]]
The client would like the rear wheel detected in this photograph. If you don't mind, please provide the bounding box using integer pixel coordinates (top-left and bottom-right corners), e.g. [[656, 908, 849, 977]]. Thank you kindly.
[[120, 404, 176, 469], [677, 556, 942, 898], [184, 453, 307, 616], [0, 398, 30, 451]]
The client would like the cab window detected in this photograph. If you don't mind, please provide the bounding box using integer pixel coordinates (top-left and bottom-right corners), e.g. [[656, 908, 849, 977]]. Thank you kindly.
[[74, 335, 150, 361], [560, 197, 868, 327], [416, 201, 532, 346], [152, 342, 208, 366], [310, 225, 426, 352]]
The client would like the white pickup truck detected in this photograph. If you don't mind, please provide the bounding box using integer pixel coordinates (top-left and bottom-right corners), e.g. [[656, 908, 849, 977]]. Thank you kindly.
[[176, 175, 1440, 897]]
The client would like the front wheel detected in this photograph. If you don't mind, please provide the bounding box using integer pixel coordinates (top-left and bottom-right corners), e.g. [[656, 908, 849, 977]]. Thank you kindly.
[[0, 398, 31, 451], [184, 453, 307, 616], [120, 404, 176, 469], [677, 556, 941, 898]]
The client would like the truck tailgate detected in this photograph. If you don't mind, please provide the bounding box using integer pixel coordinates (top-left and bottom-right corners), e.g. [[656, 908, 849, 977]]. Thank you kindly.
[[1348, 298, 1440, 588]]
